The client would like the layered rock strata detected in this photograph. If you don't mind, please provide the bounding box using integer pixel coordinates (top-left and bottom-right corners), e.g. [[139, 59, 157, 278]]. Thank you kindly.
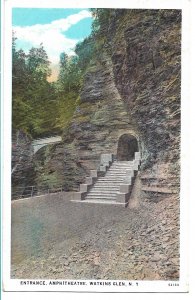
[[17, 10, 181, 201], [11, 130, 35, 199], [34, 55, 140, 191], [107, 9, 181, 198]]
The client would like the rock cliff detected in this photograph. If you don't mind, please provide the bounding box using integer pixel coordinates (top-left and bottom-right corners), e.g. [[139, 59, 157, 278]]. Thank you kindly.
[[34, 54, 134, 191], [107, 9, 181, 200], [13, 9, 181, 202], [11, 130, 35, 198]]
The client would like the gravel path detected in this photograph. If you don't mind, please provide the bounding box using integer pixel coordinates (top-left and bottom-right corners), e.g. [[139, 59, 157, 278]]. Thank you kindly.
[[11, 193, 179, 280]]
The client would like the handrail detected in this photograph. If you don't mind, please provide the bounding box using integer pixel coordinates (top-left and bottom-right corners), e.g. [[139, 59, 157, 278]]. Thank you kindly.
[[12, 185, 65, 200]]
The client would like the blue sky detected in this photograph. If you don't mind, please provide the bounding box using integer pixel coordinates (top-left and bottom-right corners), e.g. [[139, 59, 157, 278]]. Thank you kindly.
[[12, 8, 93, 66]]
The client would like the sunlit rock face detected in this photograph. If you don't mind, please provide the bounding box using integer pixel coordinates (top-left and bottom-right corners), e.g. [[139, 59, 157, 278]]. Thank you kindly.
[[28, 10, 181, 198], [34, 54, 139, 191]]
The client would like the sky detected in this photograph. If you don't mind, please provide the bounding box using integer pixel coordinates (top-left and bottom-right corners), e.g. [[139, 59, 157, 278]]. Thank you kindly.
[[12, 8, 93, 80]]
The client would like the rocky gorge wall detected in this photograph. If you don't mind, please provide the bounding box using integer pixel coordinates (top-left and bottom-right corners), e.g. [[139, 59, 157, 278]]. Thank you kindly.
[[34, 54, 137, 191], [108, 10, 181, 199], [11, 130, 35, 199], [13, 9, 181, 202]]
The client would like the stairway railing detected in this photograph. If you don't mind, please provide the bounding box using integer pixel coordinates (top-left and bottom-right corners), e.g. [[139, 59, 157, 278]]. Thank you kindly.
[[12, 185, 64, 200], [75, 153, 114, 200], [12, 152, 141, 205], [116, 152, 141, 205], [75, 152, 141, 206]]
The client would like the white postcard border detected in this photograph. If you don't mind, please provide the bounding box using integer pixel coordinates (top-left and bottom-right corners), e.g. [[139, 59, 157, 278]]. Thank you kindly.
[[1, 0, 190, 294]]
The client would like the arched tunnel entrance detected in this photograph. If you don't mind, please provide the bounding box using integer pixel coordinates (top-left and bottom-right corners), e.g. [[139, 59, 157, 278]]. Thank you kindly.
[[117, 134, 139, 161]]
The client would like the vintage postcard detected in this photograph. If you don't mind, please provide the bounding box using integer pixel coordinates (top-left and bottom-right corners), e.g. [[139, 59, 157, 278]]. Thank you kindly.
[[1, 0, 190, 295]]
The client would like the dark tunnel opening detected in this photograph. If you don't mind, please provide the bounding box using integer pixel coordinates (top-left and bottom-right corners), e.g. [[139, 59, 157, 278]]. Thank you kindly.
[[117, 134, 139, 161]]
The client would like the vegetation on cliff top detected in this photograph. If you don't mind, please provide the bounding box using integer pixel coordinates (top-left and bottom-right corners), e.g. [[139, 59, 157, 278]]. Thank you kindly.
[[12, 37, 81, 138], [13, 9, 179, 139], [12, 9, 117, 138]]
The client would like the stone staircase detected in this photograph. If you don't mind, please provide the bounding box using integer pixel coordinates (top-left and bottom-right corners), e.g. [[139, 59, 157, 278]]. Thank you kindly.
[[72, 152, 141, 207]]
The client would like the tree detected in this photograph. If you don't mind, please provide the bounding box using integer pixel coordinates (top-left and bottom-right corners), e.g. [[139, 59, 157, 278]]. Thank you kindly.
[[90, 9, 112, 34], [26, 44, 51, 81], [12, 33, 59, 137], [57, 52, 82, 93], [12, 33, 28, 95], [75, 36, 94, 70]]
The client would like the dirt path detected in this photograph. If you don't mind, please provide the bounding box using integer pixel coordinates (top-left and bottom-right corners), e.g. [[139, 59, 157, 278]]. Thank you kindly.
[[11, 193, 179, 280]]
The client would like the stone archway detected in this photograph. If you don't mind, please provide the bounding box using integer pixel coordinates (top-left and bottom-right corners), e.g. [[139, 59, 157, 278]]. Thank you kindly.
[[117, 134, 139, 161]]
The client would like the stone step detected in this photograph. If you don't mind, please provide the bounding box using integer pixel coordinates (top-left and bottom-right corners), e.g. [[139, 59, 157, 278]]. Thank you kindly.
[[109, 170, 133, 173], [83, 200, 123, 205], [106, 171, 132, 174], [104, 173, 127, 176], [107, 172, 134, 175], [94, 185, 121, 189], [112, 163, 134, 166], [87, 191, 117, 195], [86, 197, 117, 200], [85, 194, 117, 200], [105, 172, 127, 174], [71, 199, 124, 205], [109, 166, 133, 169], [104, 176, 126, 179], [108, 167, 133, 170], [96, 183, 124, 186], [110, 164, 133, 167], [105, 176, 129, 179], [93, 185, 120, 192], [84, 198, 117, 202], [109, 169, 130, 172], [105, 169, 134, 176], [110, 165, 134, 168], [97, 180, 124, 183], [94, 182, 121, 185], [110, 163, 133, 166], [93, 186, 119, 190], [93, 185, 119, 188], [98, 177, 125, 180], [89, 187, 118, 191], [103, 179, 125, 182], [106, 173, 130, 176], [95, 182, 120, 185], [95, 180, 122, 184], [86, 191, 117, 195], [78, 158, 140, 205], [97, 178, 123, 181]]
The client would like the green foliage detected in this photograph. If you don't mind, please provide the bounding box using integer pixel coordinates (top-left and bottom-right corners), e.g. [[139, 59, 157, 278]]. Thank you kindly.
[[90, 8, 113, 35], [12, 34, 59, 138], [88, 9, 116, 57], [12, 34, 82, 138], [52, 52, 84, 132], [27, 45, 51, 81], [75, 36, 94, 70], [55, 92, 80, 130], [12, 97, 33, 131], [12, 8, 111, 139], [37, 172, 60, 188], [58, 54, 82, 92]]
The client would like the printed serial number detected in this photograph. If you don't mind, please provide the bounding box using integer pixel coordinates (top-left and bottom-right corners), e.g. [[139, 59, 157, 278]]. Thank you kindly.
[[168, 283, 179, 286]]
